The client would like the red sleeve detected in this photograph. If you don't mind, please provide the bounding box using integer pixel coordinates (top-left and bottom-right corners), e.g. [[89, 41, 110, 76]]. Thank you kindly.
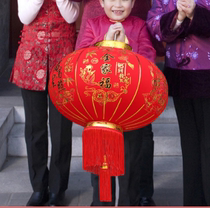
[[76, 19, 105, 50], [129, 21, 156, 62]]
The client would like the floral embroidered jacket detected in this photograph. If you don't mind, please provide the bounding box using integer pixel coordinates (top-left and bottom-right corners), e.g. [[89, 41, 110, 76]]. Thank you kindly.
[[11, 0, 79, 91], [76, 15, 156, 63], [147, 0, 210, 98]]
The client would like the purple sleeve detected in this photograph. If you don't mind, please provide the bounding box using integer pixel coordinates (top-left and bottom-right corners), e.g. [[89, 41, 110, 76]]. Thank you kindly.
[[160, 10, 190, 42], [187, 5, 210, 38], [146, 0, 190, 43], [146, 0, 164, 42]]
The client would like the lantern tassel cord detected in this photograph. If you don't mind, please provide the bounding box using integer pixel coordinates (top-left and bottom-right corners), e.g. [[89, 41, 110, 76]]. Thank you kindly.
[[99, 168, 111, 201]]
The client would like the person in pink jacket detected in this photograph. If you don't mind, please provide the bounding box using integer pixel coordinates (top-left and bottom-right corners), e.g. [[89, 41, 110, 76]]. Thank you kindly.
[[76, 0, 156, 206], [11, 0, 81, 206], [76, 0, 165, 56]]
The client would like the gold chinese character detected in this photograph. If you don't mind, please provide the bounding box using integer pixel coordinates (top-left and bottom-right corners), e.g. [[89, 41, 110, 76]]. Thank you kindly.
[[101, 54, 114, 62], [99, 77, 112, 89], [101, 63, 112, 75]]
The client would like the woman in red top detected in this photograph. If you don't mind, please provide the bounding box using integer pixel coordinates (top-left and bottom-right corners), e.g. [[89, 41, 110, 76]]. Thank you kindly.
[[11, 0, 80, 206]]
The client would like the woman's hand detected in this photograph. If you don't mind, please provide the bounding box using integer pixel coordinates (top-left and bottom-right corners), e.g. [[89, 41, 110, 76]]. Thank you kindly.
[[177, 0, 187, 21], [181, 0, 196, 19], [177, 0, 196, 20]]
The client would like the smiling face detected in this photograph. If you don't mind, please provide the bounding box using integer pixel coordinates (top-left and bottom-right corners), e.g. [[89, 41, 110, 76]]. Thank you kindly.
[[99, 0, 135, 22]]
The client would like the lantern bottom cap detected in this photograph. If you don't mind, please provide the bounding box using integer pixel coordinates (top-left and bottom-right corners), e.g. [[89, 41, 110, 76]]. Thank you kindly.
[[86, 121, 123, 132]]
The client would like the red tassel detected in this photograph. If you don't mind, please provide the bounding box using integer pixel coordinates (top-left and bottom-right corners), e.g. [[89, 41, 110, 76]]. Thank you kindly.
[[82, 125, 124, 201], [99, 164, 111, 201]]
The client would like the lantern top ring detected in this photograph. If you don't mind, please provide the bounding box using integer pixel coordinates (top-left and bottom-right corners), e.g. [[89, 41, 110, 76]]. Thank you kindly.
[[95, 40, 132, 51], [86, 121, 123, 132]]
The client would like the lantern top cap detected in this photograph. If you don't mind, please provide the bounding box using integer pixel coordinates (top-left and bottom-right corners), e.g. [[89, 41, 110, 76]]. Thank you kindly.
[[95, 40, 132, 51]]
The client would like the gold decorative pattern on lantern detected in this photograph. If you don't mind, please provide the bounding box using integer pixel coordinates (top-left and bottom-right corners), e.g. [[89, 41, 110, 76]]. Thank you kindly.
[[118, 56, 134, 69], [54, 61, 62, 78], [78, 51, 133, 117], [143, 65, 168, 114], [80, 65, 96, 85], [74, 59, 95, 120], [50, 62, 91, 122], [84, 88, 122, 104], [86, 51, 97, 58], [99, 77, 112, 89], [65, 57, 73, 72], [116, 60, 141, 122], [91, 58, 99, 64], [55, 89, 74, 105], [101, 63, 112, 75], [83, 59, 89, 64], [63, 76, 74, 87], [101, 54, 115, 62]]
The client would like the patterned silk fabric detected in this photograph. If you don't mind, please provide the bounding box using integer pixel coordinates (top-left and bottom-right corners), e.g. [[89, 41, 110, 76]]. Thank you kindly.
[[11, 0, 76, 91]]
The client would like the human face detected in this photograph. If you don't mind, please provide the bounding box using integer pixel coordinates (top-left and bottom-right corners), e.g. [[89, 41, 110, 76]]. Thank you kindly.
[[99, 0, 135, 22]]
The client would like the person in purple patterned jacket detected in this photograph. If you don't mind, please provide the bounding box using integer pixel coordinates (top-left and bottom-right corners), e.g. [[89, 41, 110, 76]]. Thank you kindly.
[[147, 0, 210, 205]]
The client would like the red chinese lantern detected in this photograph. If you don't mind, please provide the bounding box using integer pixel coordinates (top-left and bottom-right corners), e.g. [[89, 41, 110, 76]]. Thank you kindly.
[[49, 41, 168, 201]]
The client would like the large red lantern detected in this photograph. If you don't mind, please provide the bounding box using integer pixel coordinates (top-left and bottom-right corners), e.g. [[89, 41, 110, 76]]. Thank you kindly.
[[49, 41, 168, 201]]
